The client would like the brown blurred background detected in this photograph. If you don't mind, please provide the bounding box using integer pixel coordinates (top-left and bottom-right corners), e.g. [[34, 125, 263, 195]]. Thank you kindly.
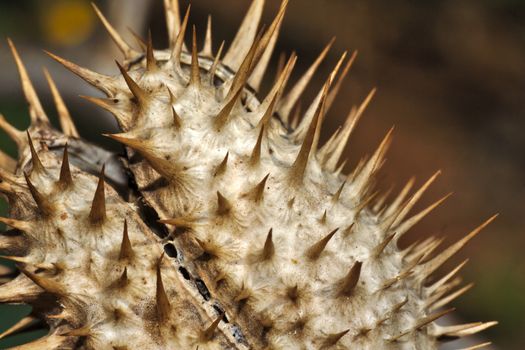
[[0, 0, 523, 348]]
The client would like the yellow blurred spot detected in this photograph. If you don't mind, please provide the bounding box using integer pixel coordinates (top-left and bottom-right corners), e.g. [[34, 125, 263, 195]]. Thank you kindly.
[[41, 0, 95, 46]]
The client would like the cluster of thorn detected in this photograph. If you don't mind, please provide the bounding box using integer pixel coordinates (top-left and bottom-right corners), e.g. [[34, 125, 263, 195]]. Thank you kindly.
[[0, 0, 498, 349]]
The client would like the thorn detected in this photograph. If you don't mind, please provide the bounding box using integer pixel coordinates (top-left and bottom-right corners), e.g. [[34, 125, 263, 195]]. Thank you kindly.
[[389, 308, 455, 342], [353, 127, 394, 195], [167, 88, 182, 129], [317, 126, 341, 165], [433, 322, 497, 340], [20, 267, 64, 294], [214, 152, 229, 177], [164, 0, 182, 48], [338, 261, 362, 296], [291, 53, 342, 142], [89, 166, 106, 224], [201, 314, 223, 341], [250, 126, 264, 166], [91, 3, 138, 58], [26, 131, 44, 174], [0, 274, 43, 304], [214, 88, 243, 131], [321, 329, 350, 348], [392, 170, 442, 227], [60, 325, 91, 337], [427, 259, 469, 295], [332, 182, 345, 202], [156, 254, 171, 322], [171, 5, 190, 70], [458, 342, 492, 350], [24, 172, 53, 216], [43, 68, 79, 137], [45, 50, 115, 96], [257, 53, 297, 128], [104, 134, 177, 179], [202, 15, 213, 56], [373, 232, 396, 257], [278, 37, 335, 119], [0, 255, 31, 264], [216, 191, 232, 215], [190, 26, 201, 87], [414, 308, 455, 330], [395, 192, 452, 237], [430, 283, 474, 311], [305, 228, 338, 260], [319, 210, 327, 224], [248, 3, 285, 91], [0, 217, 32, 232], [0, 114, 24, 149], [261, 229, 274, 261], [384, 177, 415, 218], [288, 81, 329, 185], [119, 220, 133, 260], [252, 0, 289, 72], [223, 0, 265, 71], [116, 61, 147, 104], [58, 144, 73, 188], [7, 39, 49, 124], [326, 50, 358, 113], [146, 30, 157, 72], [227, 29, 262, 99], [0, 315, 38, 340], [377, 298, 408, 326], [289, 101, 302, 129], [79, 95, 129, 125], [158, 216, 194, 229], [250, 174, 270, 202], [18, 332, 71, 347], [354, 191, 379, 217], [209, 41, 225, 85], [325, 88, 375, 171]]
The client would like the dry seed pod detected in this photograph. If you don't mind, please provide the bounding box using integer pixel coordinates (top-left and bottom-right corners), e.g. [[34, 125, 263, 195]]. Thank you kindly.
[[0, 0, 497, 349]]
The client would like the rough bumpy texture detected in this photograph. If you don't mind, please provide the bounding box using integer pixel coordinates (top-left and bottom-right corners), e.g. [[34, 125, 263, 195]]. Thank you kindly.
[[0, 0, 497, 349]]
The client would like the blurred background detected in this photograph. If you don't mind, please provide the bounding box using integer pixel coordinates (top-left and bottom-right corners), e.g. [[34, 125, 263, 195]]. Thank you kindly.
[[0, 0, 523, 348]]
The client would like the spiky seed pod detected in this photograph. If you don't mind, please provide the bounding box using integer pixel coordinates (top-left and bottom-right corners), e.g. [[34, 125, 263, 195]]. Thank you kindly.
[[0, 1, 497, 349]]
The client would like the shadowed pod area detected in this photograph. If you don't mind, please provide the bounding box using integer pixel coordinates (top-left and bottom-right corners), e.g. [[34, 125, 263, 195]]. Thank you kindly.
[[0, 0, 523, 349]]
